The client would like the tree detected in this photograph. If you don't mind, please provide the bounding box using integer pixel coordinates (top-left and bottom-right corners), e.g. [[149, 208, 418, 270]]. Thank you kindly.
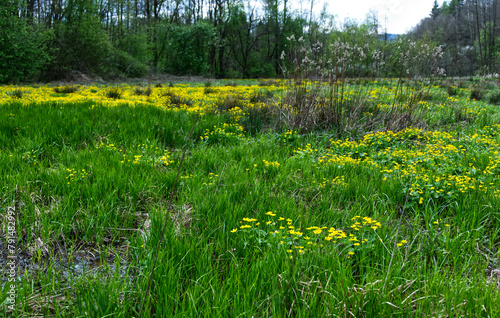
[[0, 0, 50, 83], [226, 5, 265, 77], [431, 0, 441, 19]]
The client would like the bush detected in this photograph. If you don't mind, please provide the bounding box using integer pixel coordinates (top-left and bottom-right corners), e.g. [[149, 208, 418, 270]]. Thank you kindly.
[[0, 3, 50, 83], [240, 106, 277, 134], [53, 85, 79, 94], [470, 88, 483, 101], [204, 81, 217, 94], [215, 94, 244, 112], [106, 87, 122, 99], [204, 87, 217, 94], [163, 90, 193, 107], [250, 90, 274, 103], [134, 86, 152, 96], [487, 90, 500, 105], [224, 81, 238, 87], [159, 22, 216, 75], [46, 15, 112, 80], [446, 85, 459, 96], [106, 50, 148, 78], [9, 88, 24, 99], [259, 79, 280, 87]]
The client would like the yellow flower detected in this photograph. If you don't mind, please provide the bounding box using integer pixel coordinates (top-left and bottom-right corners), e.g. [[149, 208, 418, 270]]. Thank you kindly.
[[242, 218, 257, 222], [230, 229, 237, 233]]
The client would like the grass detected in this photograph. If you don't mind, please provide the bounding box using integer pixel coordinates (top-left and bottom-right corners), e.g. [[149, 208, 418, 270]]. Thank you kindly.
[[0, 80, 499, 317]]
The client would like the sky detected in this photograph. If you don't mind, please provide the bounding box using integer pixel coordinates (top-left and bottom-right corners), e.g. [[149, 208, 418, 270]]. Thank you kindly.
[[291, 0, 447, 34]]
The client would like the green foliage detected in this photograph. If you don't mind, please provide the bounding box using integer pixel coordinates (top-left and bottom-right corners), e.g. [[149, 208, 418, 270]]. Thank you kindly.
[[163, 90, 193, 107], [8, 88, 24, 99], [446, 85, 459, 96], [215, 94, 244, 112], [2, 83, 500, 316], [47, 15, 112, 78], [240, 105, 277, 134], [105, 49, 148, 77], [470, 87, 484, 101], [115, 32, 149, 64], [486, 89, 500, 105], [105, 86, 122, 99], [134, 86, 152, 96], [53, 85, 79, 94], [0, 1, 50, 83], [158, 22, 216, 75]]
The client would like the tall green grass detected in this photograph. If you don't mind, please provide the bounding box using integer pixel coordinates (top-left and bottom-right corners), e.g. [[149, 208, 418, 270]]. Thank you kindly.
[[0, 82, 499, 317]]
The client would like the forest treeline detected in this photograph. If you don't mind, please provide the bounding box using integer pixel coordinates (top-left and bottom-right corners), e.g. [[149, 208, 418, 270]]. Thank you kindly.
[[0, 0, 499, 83]]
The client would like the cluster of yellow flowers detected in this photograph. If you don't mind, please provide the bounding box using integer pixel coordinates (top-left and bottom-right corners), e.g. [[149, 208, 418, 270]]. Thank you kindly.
[[98, 142, 174, 167], [313, 176, 347, 189], [231, 212, 384, 259], [262, 160, 281, 169], [200, 123, 245, 143], [0, 83, 283, 116], [314, 126, 500, 203], [65, 168, 89, 184], [202, 172, 219, 186]]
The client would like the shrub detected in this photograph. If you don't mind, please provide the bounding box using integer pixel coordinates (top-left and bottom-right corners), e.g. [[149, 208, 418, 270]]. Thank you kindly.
[[163, 90, 193, 107], [470, 88, 483, 101], [134, 86, 152, 96], [204, 87, 217, 94], [204, 81, 217, 94], [106, 50, 148, 77], [53, 85, 79, 94], [446, 85, 458, 96], [487, 90, 500, 105], [224, 81, 238, 87], [215, 94, 244, 112], [9, 88, 24, 99], [105, 87, 122, 99], [240, 105, 277, 134], [259, 79, 279, 86], [250, 90, 274, 103]]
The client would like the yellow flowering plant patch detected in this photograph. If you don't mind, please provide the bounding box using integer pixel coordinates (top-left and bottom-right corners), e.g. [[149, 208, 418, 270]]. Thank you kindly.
[[230, 212, 385, 259]]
